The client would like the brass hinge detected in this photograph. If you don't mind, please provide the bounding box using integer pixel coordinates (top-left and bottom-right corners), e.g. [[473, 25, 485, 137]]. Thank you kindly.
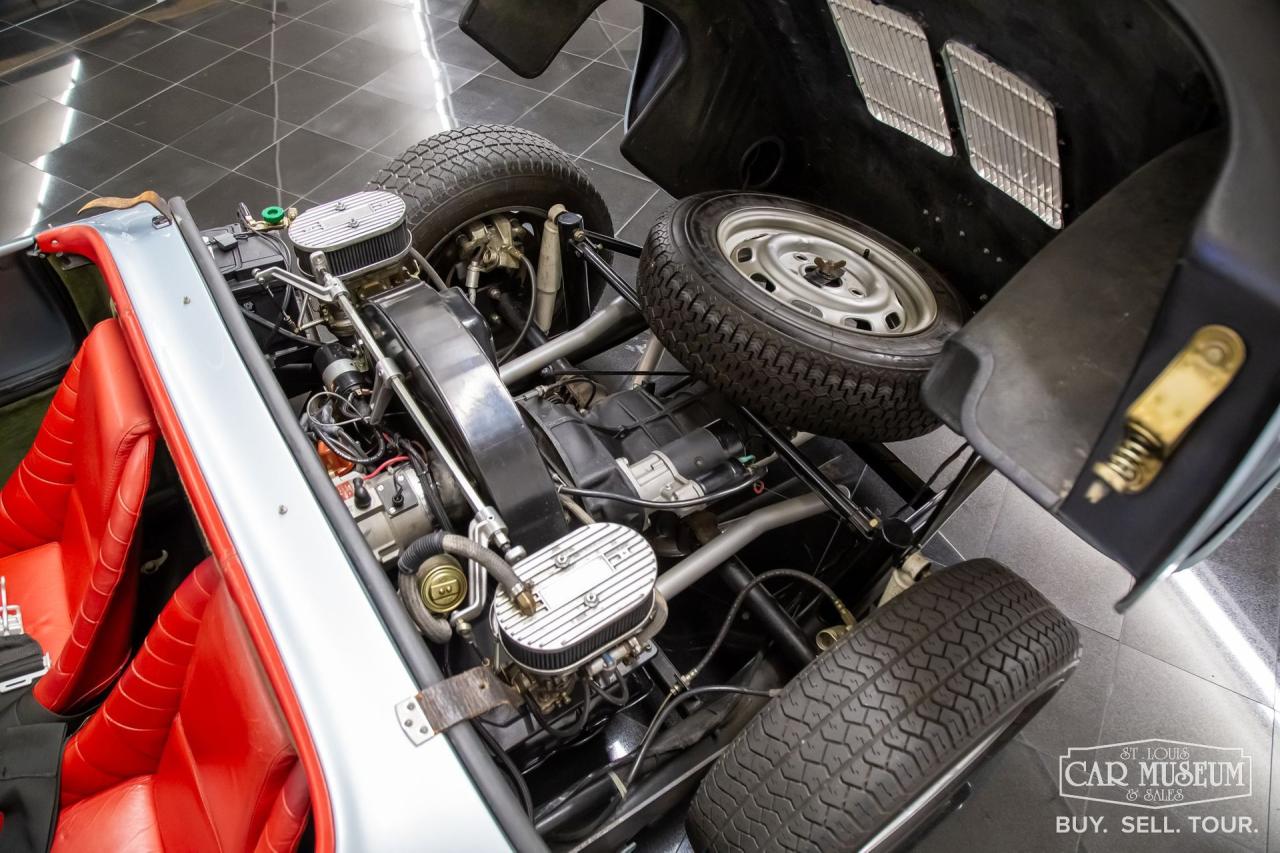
[[1086, 325, 1245, 502]]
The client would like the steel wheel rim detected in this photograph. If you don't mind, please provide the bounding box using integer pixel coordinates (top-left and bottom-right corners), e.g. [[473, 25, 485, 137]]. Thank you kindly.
[[715, 206, 938, 335]]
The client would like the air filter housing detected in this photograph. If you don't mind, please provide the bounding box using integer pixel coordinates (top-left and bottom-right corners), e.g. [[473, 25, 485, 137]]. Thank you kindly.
[[287, 190, 411, 279], [494, 524, 657, 674]]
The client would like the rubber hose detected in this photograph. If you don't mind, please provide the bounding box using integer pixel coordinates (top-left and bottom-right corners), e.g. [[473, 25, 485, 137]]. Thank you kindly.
[[399, 531, 524, 600], [398, 566, 452, 643], [410, 247, 448, 291]]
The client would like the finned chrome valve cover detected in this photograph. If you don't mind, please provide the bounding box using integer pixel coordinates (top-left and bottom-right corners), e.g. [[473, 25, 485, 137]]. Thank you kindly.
[[287, 189, 411, 279], [494, 524, 657, 673]]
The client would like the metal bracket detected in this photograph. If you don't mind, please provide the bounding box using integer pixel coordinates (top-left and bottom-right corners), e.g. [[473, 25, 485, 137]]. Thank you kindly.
[[1087, 325, 1246, 500], [395, 695, 435, 745], [397, 667, 521, 745]]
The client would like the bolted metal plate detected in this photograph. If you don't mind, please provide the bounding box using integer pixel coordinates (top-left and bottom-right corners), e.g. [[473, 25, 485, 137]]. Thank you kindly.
[[943, 41, 1063, 228], [826, 0, 953, 156], [495, 524, 657, 673]]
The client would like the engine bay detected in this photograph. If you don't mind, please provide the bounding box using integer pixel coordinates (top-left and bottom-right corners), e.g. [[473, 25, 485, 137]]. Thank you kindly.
[[201, 177, 1011, 849]]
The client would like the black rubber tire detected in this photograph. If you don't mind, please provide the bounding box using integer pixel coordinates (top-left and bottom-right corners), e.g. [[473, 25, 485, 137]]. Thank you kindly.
[[638, 192, 965, 442], [369, 123, 613, 261], [686, 559, 1080, 853]]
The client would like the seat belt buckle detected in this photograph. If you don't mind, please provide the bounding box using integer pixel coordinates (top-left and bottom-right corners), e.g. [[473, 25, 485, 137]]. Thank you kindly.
[[0, 577, 50, 693]]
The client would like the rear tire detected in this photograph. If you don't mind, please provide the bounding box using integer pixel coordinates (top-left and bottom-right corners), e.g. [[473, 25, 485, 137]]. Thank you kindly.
[[370, 125, 613, 320], [686, 559, 1079, 852]]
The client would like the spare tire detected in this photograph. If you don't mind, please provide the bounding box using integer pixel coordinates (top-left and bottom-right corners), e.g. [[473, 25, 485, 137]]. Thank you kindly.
[[686, 559, 1079, 852], [638, 192, 965, 442]]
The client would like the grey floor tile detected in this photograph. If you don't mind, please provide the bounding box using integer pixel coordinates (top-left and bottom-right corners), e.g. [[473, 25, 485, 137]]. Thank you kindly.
[[885, 426, 967, 478], [239, 67, 354, 125], [237, 0, 331, 18], [0, 27, 61, 76], [369, 106, 453, 157], [561, 17, 617, 60], [429, 25, 500, 71], [93, 145, 227, 198], [243, 18, 345, 66], [362, 54, 476, 106], [188, 4, 283, 47], [582, 121, 642, 178], [986, 485, 1132, 638], [574, 158, 655, 230], [24, 0, 123, 42], [515, 94, 617, 156], [236, 125, 362, 196], [616, 185, 671, 244], [125, 31, 229, 78], [1119, 489, 1280, 705], [303, 35, 400, 87], [603, 28, 638, 71], [484, 51, 588, 94], [183, 50, 294, 103], [357, 11, 451, 53], [172, 104, 295, 170], [1078, 645, 1272, 852], [917, 740, 1085, 853], [595, 0, 642, 29], [935, 472, 1008, 560], [0, 97, 100, 161], [137, 0, 240, 31], [1, 46, 115, 99], [447, 72, 542, 125], [0, 153, 86, 240], [300, 0, 402, 35], [308, 149, 386, 200], [186, 169, 284, 223], [555, 59, 630, 113], [113, 84, 232, 144], [33, 119, 160, 188], [38, 190, 94, 232], [52, 62, 167, 119], [76, 16, 178, 61], [0, 81, 50, 123], [303, 88, 409, 149], [1270, 716, 1280, 852]]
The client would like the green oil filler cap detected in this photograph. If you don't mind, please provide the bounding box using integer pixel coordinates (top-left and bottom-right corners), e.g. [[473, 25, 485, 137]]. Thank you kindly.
[[261, 205, 286, 225]]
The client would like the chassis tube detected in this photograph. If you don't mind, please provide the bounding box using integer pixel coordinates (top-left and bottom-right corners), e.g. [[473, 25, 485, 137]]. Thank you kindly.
[[656, 493, 829, 599], [499, 295, 640, 384]]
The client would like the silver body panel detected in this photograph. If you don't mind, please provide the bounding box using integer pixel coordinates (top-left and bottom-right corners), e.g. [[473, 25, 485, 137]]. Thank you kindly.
[[84, 204, 509, 852]]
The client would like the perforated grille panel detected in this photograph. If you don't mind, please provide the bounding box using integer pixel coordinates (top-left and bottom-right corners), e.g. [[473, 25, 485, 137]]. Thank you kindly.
[[943, 41, 1063, 228], [825, 0, 953, 156]]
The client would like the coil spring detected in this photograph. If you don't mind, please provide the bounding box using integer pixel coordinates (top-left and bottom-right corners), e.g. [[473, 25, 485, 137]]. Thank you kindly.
[[1099, 424, 1162, 485]]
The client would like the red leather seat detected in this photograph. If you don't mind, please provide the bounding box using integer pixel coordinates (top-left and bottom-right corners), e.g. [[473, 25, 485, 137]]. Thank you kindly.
[[53, 558, 311, 852], [0, 318, 156, 713]]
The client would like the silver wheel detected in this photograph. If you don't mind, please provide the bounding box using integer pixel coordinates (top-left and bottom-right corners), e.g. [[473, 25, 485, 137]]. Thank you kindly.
[[716, 206, 938, 335]]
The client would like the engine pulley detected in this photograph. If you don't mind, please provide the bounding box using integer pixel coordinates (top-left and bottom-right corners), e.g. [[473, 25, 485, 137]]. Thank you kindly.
[[363, 283, 567, 551]]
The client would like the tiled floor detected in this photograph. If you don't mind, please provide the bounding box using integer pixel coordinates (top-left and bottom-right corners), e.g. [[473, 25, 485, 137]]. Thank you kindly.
[[2, 1, 1277, 851], [0, 0, 661, 242]]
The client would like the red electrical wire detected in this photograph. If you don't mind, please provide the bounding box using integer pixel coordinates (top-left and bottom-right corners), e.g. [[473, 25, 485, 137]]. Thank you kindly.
[[363, 455, 408, 480]]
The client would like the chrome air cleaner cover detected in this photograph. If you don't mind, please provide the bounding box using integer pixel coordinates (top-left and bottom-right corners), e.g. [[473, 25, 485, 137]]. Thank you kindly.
[[494, 524, 658, 673], [287, 190, 410, 279]]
